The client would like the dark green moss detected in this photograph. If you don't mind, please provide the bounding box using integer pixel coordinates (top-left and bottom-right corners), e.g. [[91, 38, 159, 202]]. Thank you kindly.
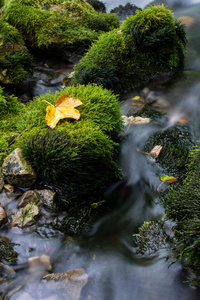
[[110, 3, 142, 22], [86, 0, 106, 13], [73, 5, 187, 94], [165, 143, 200, 286], [0, 20, 34, 85]]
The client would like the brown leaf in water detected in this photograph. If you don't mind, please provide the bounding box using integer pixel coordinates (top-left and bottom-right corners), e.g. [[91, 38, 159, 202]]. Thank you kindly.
[[149, 145, 162, 159]]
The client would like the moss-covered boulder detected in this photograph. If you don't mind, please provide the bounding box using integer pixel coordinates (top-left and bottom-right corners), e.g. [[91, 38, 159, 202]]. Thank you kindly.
[[4, 84, 123, 205], [0, 20, 34, 85], [3, 0, 119, 55], [86, 0, 106, 13], [165, 143, 200, 287], [72, 5, 187, 93]]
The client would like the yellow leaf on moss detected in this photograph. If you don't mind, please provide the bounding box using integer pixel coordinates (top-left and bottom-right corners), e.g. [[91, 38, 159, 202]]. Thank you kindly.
[[44, 94, 83, 129]]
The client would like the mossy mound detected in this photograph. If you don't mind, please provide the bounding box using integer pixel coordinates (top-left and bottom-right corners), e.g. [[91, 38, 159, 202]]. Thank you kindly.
[[0, 20, 34, 85], [3, 0, 119, 53], [110, 3, 142, 22], [165, 143, 200, 286], [0, 87, 25, 164], [72, 5, 187, 93], [8, 84, 123, 205]]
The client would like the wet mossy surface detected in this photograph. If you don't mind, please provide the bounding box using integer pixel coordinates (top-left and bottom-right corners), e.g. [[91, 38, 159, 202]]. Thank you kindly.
[[0, 20, 34, 85], [164, 143, 200, 286], [3, 0, 119, 54], [73, 5, 187, 94], [3, 84, 124, 205]]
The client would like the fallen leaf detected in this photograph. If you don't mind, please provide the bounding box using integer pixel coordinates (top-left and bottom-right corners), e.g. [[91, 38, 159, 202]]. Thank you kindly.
[[44, 94, 83, 129], [132, 95, 140, 100], [149, 145, 162, 159], [160, 175, 177, 183]]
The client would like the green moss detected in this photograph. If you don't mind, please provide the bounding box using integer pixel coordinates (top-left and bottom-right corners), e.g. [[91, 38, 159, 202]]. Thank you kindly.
[[143, 120, 195, 180], [86, 0, 106, 13], [0, 20, 34, 84], [165, 143, 200, 286], [73, 5, 187, 93], [0, 236, 18, 264], [10, 84, 123, 204], [3, 0, 119, 52]]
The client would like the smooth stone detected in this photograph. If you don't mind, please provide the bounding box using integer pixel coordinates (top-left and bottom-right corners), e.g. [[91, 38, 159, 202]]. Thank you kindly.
[[2, 148, 36, 188], [18, 190, 41, 209], [10, 203, 39, 228], [0, 206, 7, 227]]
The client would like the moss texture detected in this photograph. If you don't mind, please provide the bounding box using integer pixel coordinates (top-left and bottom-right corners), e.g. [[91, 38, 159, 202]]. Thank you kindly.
[[72, 5, 187, 93], [5, 84, 123, 205], [3, 0, 119, 52], [165, 143, 200, 286], [0, 20, 34, 85]]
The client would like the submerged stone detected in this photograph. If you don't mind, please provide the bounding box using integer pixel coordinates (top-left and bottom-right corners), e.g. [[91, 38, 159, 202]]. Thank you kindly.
[[2, 148, 37, 188], [0, 206, 7, 228]]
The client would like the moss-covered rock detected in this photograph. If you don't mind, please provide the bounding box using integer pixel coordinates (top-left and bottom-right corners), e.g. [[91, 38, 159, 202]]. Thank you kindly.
[[6, 84, 123, 204], [3, 0, 119, 54], [0, 20, 34, 85], [72, 5, 187, 93], [0, 87, 25, 165], [0, 236, 18, 264], [165, 143, 200, 287], [110, 3, 142, 22], [86, 0, 106, 13]]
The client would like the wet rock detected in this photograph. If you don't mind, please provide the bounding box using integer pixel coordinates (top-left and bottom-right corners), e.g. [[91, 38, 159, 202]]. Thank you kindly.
[[4, 184, 14, 193], [0, 206, 7, 227], [2, 148, 37, 188], [151, 97, 170, 110], [37, 189, 56, 210], [42, 268, 88, 300], [28, 255, 52, 273], [18, 190, 41, 209], [0, 262, 16, 276], [0, 168, 4, 192], [10, 203, 39, 228]]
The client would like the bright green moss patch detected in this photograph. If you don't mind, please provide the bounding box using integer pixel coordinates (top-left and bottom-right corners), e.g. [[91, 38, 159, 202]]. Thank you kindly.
[[0, 20, 34, 84], [3, 0, 119, 52], [165, 143, 200, 286], [10, 84, 123, 204], [73, 5, 187, 93]]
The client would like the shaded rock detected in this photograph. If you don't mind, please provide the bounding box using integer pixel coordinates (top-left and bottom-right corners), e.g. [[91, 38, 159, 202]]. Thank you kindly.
[[0, 206, 7, 227], [37, 189, 56, 210], [0, 168, 4, 192], [42, 268, 88, 300], [0, 262, 16, 276], [2, 148, 36, 188], [10, 203, 39, 228], [18, 190, 41, 209]]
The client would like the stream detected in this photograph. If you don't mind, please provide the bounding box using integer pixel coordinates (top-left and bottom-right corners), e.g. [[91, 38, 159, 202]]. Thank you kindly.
[[1, 0, 200, 299]]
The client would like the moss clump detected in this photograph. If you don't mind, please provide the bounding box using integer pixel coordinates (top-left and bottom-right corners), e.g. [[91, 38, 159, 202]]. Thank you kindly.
[[143, 120, 195, 181], [72, 5, 187, 93], [12, 84, 123, 205], [0, 86, 25, 165], [165, 143, 200, 286], [0, 236, 18, 264], [0, 20, 34, 85], [86, 0, 106, 13], [3, 0, 119, 53]]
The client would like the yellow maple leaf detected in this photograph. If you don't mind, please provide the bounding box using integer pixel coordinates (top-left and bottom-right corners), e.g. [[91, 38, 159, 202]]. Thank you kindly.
[[43, 94, 83, 129]]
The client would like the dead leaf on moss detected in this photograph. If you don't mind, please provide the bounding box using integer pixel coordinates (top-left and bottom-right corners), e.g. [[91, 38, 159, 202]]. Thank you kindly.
[[44, 94, 83, 129]]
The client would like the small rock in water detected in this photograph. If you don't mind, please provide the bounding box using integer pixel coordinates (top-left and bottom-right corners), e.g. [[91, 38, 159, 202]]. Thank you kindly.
[[42, 268, 88, 300], [0, 206, 7, 227], [10, 203, 39, 228], [37, 189, 56, 210], [4, 184, 14, 193], [2, 148, 37, 188], [28, 254, 52, 273], [18, 190, 41, 209]]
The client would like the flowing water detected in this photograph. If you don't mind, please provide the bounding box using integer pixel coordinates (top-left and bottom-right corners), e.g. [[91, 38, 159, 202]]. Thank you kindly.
[[1, 1, 200, 299]]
